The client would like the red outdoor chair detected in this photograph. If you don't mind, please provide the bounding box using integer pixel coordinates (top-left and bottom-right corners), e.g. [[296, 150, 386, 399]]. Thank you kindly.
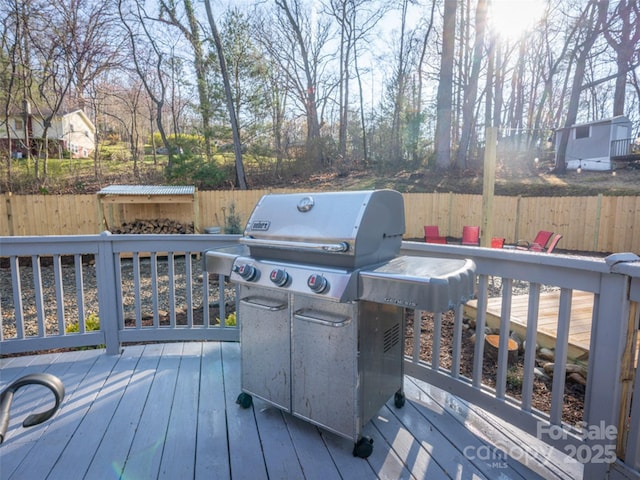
[[530, 233, 563, 253], [424, 225, 447, 244], [461, 226, 480, 246], [517, 230, 553, 251], [491, 237, 505, 248]]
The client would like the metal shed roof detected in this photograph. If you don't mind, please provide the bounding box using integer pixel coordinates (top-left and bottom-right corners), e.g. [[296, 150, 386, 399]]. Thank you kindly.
[[97, 185, 195, 196]]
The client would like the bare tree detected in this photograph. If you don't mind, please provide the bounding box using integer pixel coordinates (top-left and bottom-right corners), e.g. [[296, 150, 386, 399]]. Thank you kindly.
[[54, 0, 123, 111], [326, 0, 388, 165], [410, 0, 437, 167], [555, 0, 607, 173], [118, 0, 173, 168], [0, 0, 26, 188], [157, 0, 215, 160], [203, 0, 247, 189], [455, 0, 488, 168], [434, 0, 457, 168], [273, 0, 328, 166], [602, 0, 640, 116]]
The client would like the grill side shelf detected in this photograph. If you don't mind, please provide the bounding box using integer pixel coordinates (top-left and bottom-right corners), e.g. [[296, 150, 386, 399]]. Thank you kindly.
[[358, 256, 476, 312]]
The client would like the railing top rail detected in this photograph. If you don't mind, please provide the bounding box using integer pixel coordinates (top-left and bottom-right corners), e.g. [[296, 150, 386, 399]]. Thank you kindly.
[[0, 232, 242, 256]]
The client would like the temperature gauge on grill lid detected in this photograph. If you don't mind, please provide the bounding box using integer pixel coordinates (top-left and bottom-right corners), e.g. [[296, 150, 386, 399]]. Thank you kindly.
[[307, 274, 329, 294], [269, 268, 290, 287]]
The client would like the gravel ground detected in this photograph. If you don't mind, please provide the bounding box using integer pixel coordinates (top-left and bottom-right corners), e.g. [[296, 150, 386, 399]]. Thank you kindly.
[[0, 255, 233, 339]]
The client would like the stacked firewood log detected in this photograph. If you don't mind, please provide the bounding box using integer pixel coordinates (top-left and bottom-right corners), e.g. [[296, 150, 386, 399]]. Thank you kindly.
[[112, 218, 194, 234]]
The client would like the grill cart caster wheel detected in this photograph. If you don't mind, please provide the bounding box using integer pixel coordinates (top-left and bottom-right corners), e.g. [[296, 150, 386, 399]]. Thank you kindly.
[[236, 392, 253, 409], [394, 391, 406, 408], [352, 436, 374, 458]]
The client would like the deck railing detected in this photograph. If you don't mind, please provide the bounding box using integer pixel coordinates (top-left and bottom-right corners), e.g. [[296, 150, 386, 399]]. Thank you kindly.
[[611, 137, 640, 158], [0, 233, 241, 355], [1, 234, 639, 479]]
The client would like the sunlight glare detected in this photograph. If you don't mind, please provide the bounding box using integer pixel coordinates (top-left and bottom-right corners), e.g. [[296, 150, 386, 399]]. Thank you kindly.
[[489, 0, 546, 40]]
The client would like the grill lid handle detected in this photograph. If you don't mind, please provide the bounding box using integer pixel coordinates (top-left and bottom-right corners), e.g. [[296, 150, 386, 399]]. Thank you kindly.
[[240, 237, 349, 253]]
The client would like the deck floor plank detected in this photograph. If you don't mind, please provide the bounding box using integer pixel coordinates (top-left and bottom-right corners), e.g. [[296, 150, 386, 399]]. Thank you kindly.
[[118, 342, 183, 480], [194, 342, 231, 480], [0, 342, 576, 479], [253, 400, 307, 479], [281, 413, 342, 480], [158, 342, 202, 480], [407, 376, 583, 480], [7, 351, 120, 480], [48, 345, 147, 479], [0, 350, 97, 478], [83, 344, 162, 479], [220, 341, 269, 480], [370, 403, 451, 479]]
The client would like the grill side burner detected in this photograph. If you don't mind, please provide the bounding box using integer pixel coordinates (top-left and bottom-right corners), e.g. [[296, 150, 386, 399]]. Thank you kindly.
[[204, 189, 475, 458]]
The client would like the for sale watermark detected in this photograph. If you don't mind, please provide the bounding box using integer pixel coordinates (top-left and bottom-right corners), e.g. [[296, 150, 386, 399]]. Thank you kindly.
[[538, 421, 618, 464], [463, 421, 618, 469]]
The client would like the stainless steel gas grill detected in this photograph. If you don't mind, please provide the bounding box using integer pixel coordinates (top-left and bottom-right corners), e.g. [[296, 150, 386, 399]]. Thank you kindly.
[[204, 190, 475, 458]]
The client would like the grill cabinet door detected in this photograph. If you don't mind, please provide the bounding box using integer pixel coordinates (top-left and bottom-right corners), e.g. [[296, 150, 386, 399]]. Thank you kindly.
[[239, 286, 291, 411], [291, 298, 358, 440]]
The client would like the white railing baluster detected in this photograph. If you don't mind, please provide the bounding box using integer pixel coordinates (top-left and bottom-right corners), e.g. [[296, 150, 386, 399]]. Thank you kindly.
[[168, 252, 176, 327], [550, 288, 572, 425], [74, 254, 86, 333], [150, 252, 159, 328], [472, 275, 489, 388], [521, 282, 541, 412], [432, 311, 442, 369], [10, 256, 25, 339], [185, 253, 194, 327], [218, 273, 226, 328], [114, 254, 124, 330], [451, 305, 463, 378], [52, 254, 65, 335], [412, 309, 422, 363], [133, 252, 141, 328], [496, 278, 513, 400], [202, 270, 210, 327], [32, 255, 45, 337]]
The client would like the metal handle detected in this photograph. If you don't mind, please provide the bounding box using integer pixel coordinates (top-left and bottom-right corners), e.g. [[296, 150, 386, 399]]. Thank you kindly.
[[241, 237, 349, 253], [294, 309, 351, 327], [240, 297, 287, 312], [0, 373, 65, 444]]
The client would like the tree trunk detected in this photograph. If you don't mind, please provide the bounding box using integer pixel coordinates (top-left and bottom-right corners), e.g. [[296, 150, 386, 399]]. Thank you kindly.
[[160, 0, 214, 160], [275, 0, 323, 165], [434, 0, 457, 169], [204, 0, 247, 189], [555, 1, 606, 174], [455, 0, 488, 168], [603, 0, 640, 116]]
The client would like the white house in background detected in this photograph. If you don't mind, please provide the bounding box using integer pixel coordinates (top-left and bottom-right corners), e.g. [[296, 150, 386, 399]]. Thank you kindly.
[[554, 116, 635, 171], [0, 108, 96, 158]]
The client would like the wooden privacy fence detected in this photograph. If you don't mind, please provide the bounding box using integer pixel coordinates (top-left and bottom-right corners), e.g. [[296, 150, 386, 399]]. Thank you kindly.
[[1, 190, 638, 253]]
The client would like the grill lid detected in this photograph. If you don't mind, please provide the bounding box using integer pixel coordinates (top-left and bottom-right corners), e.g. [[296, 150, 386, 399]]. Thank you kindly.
[[240, 190, 405, 268]]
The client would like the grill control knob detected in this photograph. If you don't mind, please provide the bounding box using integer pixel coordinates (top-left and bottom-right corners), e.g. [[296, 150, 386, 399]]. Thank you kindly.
[[269, 268, 289, 287], [235, 263, 258, 281], [307, 274, 329, 293]]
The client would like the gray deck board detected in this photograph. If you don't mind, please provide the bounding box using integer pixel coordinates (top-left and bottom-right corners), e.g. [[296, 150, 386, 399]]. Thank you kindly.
[[0, 342, 580, 479]]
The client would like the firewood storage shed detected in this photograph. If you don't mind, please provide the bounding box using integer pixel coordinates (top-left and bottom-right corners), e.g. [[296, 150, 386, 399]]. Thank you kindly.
[[97, 185, 199, 233]]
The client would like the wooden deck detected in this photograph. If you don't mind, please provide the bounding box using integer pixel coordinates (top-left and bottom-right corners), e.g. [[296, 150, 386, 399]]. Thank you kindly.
[[465, 290, 595, 360], [0, 342, 582, 479]]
